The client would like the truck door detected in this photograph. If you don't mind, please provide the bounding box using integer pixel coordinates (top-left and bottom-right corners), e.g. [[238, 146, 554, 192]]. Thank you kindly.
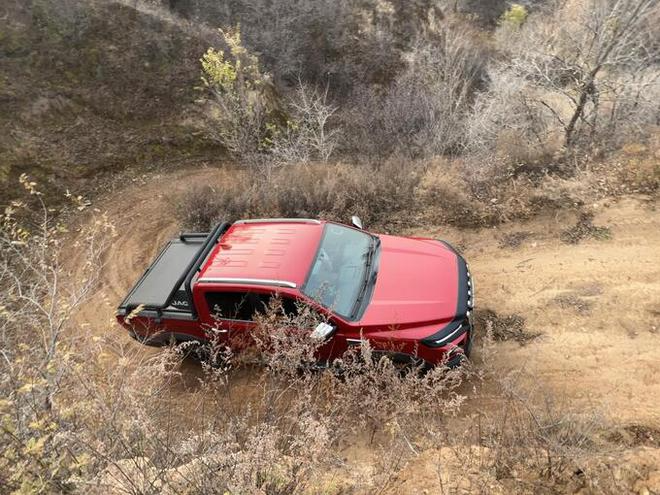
[[198, 289, 271, 349]]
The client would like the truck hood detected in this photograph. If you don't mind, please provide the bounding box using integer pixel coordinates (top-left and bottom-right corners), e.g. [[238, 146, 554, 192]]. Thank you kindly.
[[357, 235, 459, 329]]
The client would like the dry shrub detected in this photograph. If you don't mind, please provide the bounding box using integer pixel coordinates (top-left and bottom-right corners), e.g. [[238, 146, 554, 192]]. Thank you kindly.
[[198, 30, 341, 167], [190, 0, 656, 229], [498, 231, 532, 249], [492, 127, 563, 170], [174, 160, 420, 231], [198, 26, 282, 160], [531, 140, 660, 202], [189, 0, 441, 94], [607, 424, 660, 448], [466, 67, 551, 157], [342, 27, 489, 159], [613, 136, 660, 194], [192, 2, 490, 163], [247, 297, 329, 374], [439, 146, 657, 228], [416, 157, 539, 226], [560, 212, 611, 244], [552, 293, 594, 315], [0, 179, 116, 492], [267, 84, 340, 165], [325, 343, 470, 441], [478, 378, 608, 488], [475, 309, 540, 344], [174, 174, 256, 231], [415, 160, 487, 226], [177, 145, 656, 235], [58, 306, 471, 494], [617, 154, 660, 194], [77, 351, 336, 494], [226, 303, 472, 444]]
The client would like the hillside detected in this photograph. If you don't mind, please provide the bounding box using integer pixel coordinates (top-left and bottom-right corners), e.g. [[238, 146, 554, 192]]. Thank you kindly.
[[0, 0, 224, 202], [0, 0, 658, 493]]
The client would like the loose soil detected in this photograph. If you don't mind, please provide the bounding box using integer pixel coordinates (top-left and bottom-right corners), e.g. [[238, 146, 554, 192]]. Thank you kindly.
[[65, 166, 660, 491]]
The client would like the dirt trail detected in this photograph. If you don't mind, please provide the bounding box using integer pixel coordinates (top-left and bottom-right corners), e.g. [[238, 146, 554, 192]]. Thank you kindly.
[[68, 167, 221, 358], [69, 167, 660, 426], [410, 197, 660, 426]]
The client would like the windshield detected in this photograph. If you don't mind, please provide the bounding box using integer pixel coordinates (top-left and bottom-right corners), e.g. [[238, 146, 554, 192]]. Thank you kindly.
[[302, 224, 376, 318]]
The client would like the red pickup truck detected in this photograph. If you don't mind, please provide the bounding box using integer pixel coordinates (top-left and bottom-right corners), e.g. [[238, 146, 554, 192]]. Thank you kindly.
[[116, 218, 474, 368]]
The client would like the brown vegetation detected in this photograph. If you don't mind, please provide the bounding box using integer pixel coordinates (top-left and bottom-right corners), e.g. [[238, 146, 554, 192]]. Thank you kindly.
[[175, 145, 658, 231], [560, 212, 612, 244], [4, 174, 659, 492], [174, 161, 419, 230], [1, 0, 659, 492], [475, 309, 540, 345]]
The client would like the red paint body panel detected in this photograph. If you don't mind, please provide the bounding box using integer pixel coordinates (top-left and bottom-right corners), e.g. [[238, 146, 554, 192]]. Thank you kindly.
[[357, 234, 458, 330], [117, 220, 472, 366], [198, 221, 324, 287]]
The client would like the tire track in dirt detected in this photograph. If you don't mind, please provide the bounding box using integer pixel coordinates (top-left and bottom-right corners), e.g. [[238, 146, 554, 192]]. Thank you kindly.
[[68, 166, 221, 355]]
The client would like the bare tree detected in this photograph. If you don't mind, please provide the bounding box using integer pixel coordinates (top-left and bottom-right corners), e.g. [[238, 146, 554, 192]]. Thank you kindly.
[[469, 0, 659, 156], [268, 82, 340, 166], [508, 0, 659, 148]]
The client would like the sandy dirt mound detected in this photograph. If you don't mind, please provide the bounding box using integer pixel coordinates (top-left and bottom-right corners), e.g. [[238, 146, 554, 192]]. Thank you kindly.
[[390, 444, 660, 495]]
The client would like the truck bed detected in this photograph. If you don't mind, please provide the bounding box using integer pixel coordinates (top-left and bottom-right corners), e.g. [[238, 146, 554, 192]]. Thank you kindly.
[[117, 222, 229, 318]]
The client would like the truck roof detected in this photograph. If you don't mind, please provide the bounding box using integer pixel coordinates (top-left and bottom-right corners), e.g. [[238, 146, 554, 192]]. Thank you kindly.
[[197, 219, 325, 289]]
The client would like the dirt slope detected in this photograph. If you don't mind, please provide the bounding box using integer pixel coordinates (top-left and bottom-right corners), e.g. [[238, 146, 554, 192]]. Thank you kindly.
[[1, 0, 224, 204], [68, 166, 221, 353], [68, 167, 660, 426]]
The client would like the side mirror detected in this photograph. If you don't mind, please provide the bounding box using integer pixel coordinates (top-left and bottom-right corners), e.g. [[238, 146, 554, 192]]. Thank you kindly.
[[310, 322, 336, 341], [351, 215, 363, 230]]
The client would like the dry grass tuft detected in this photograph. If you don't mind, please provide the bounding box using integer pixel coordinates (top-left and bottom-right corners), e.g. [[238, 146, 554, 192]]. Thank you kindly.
[[174, 161, 420, 231], [606, 424, 660, 448], [498, 231, 532, 249], [552, 293, 594, 315], [560, 212, 612, 244], [476, 309, 540, 344]]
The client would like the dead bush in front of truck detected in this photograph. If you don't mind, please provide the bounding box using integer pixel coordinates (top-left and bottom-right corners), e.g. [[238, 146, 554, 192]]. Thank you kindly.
[[213, 298, 474, 450], [241, 297, 329, 375]]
